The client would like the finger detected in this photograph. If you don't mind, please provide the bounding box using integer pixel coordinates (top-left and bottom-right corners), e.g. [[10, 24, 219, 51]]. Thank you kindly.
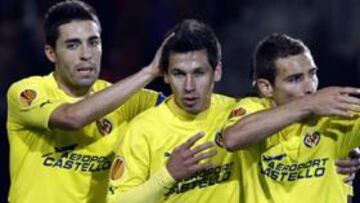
[[336, 103, 360, 116], [326, 104, 354, 118], [336, 167, 353, 175], [328, 108, 354, 118], [335, 158, 360, 168], [181, 132, 205, 149], [154, 32, 175, 57], [335, 158, 360, 174], [189, 162, 213, 172], [190, 150, 217, 164], [336, 165, 359, 174], [161, 32, 175, 47], [343, 173, 355, 184], [151, 33, 175, 68], [336, 95, 360, 108], [340, 87, 360, 95], [189, 142, 214, 156], [181, 141, 213, 160]]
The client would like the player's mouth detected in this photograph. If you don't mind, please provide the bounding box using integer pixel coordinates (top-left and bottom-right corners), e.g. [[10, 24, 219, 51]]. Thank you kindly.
[[75, 65, 96, 76], [183, 96, 198, 107]]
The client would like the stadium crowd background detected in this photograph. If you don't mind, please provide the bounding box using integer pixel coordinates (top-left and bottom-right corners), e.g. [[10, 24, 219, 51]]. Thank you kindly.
[[0, 0, 359, 201]]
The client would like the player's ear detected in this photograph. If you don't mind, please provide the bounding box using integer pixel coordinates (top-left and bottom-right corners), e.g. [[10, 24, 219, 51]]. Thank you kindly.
[[214, 62, 222, 82], [44, 45, 56, 63], [256, 78, 273, 98]]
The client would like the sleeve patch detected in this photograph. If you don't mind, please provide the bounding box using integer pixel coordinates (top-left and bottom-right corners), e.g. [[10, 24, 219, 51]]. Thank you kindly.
[[19, 89, 38, 107], [110, 156, 126, 181], [228, 107, 247, 119]]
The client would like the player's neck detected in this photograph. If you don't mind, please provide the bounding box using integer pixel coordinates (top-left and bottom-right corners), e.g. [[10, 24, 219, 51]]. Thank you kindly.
[[167, 96, 211, 121], [53, 73, 91, 98]]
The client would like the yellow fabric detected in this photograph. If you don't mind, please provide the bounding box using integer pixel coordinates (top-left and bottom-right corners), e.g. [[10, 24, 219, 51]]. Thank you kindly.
[[7, 73, 160, 203], [108, 166, 175, 203], [224, 97, 360, 203], [108, 94, 242, 203]]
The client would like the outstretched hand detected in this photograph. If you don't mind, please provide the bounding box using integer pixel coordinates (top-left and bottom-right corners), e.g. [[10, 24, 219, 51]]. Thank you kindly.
[[166, 132, 217, 181], [304, 87, 360, 118]]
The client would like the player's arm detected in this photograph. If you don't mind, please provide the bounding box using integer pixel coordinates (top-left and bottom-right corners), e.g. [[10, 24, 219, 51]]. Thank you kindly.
[[108, 132, 217, 203], [107, 164, 175, 203], [49, 36, 171, 130], [116, 89, 165, 123], [223, 87, 360, 151], [107, 123, 168, 203]]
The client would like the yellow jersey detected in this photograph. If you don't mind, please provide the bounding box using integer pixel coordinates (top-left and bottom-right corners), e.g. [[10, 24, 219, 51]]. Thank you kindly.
[[7, 73, 162, 203], [224, 97, 360, 203], [108, 94, 242, 203]]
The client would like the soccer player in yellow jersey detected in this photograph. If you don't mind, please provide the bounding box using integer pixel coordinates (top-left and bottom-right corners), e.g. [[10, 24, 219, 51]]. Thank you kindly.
[[107, 19, 242, 203], [222, 34, 360, 203], [6, 1, 168, 203]]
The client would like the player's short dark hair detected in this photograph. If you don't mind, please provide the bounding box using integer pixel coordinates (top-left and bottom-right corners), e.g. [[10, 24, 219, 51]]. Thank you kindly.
[[160, 19, 221, 72], [252, 33, 308, 84], [43, 0, 101, 48]]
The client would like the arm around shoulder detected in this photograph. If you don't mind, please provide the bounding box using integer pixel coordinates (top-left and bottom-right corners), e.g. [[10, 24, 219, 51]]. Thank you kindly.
[[223, 98, 312, 151]]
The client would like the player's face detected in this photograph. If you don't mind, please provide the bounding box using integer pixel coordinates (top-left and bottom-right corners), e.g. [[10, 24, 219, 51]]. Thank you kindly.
[[46, 20, 102, 93], [271, 52, 318, 105], [164, 49, 221, 114]]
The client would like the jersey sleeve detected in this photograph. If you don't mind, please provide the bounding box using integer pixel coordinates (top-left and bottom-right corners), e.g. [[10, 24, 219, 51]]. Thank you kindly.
[[107, 122, 175, 203], [222, 97, 268, 131], [116, 89, 164, 122], [7, 79, 65, 129]]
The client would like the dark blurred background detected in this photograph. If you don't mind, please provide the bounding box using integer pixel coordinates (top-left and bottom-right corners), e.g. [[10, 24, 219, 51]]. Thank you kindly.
[[1, 0, 359, 201]]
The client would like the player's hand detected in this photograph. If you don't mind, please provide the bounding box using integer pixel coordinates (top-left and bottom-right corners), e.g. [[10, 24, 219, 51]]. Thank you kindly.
[[335, 148, 360, 184], [144, 33, 175, 77], [304, 87, 360, 118], [166, 132, 217, 181]]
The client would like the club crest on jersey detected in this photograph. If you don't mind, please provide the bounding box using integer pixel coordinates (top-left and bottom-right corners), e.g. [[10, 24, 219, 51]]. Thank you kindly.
[[215, 132, 224, 148], [228, 107, 246, 119], [96, 118, 112, 135], [304, 131, 321, 148], [19, 89, 38, 107], [110, 156, 126, 181]]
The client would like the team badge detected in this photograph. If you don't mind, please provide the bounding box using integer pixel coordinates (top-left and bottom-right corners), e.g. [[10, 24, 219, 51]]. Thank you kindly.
[[304, 131, 321, 148], [110, 156, 126, 181], [215, 132, 224, 148], [19, 89, 38, 107], [96, 118, 113, 135], [228, 107, 246, 119]]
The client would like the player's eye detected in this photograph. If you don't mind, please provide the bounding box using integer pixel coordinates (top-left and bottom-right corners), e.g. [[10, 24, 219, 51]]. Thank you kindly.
[[89, 39, 100, 47], [287, 74, 303, 83], [193, 69, 206, 77], [171, 70, 185, 77], [66, 42, 79, 50]]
